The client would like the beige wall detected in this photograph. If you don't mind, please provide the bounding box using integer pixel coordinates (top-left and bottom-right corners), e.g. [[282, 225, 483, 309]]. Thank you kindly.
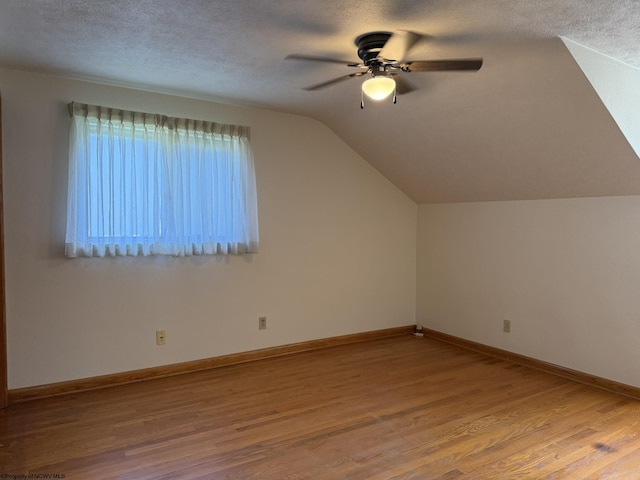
[[1, 68, 417, 389], [417, 197, 640, 388], [6, 67, 637, 392]]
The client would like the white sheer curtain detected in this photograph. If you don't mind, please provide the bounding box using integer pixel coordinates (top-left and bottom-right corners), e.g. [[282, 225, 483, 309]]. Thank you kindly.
[[65, 102, 259, 257]]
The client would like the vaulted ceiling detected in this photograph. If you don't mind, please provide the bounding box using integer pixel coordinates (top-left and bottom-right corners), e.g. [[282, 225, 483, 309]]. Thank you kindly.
[[1, 0, 640, 203]]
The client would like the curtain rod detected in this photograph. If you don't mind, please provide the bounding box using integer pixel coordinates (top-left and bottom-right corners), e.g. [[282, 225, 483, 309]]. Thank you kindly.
[[66, 102, 250, 138]]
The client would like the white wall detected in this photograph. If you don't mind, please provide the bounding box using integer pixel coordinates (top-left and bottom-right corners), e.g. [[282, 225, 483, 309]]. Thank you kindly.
[[0, 68, 417, 389], [417, 197, 640, 388]]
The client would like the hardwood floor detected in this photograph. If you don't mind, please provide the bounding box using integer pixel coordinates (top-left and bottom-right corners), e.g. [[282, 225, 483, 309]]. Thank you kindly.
[[1, 335, 639, 479]]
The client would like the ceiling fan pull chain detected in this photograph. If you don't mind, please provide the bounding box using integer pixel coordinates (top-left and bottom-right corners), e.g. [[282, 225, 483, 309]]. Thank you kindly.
[[361, 90, 365, 109]]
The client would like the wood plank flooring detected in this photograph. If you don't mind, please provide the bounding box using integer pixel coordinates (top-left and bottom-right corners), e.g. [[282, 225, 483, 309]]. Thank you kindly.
[[1, 335, 639, 479]]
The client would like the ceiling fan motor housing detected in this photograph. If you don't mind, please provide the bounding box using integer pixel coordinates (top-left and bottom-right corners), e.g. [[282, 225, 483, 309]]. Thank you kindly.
[[355, 32, 392, 65]]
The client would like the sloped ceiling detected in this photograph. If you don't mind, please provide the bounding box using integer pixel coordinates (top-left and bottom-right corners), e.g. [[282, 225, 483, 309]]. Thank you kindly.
[[563, 38, 640, 160], [1, 0, 640, 203]]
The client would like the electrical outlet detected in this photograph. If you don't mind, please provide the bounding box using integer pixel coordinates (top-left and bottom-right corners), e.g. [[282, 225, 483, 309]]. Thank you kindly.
[[156, 329, 166, 345], [503, 319, 511, 333], [258, 316, 267, 330]]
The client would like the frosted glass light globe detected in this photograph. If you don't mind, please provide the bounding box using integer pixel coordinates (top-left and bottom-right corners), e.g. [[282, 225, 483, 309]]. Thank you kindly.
[[362, 76, 396, 101]]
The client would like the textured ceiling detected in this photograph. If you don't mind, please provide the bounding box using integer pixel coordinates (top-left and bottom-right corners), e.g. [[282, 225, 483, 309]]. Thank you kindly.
[[1, 0, 640, 203]]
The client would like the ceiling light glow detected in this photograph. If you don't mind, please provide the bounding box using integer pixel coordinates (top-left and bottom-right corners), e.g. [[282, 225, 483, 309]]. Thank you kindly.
[[362, 76, 396, 101]]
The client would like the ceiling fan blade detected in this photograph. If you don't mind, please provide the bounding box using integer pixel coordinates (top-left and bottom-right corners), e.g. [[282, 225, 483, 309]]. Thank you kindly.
[[403, 58, 483, 72], [303, 72, 365, 91], [380, 30, 423, 62], [286, 54, 361, 67]]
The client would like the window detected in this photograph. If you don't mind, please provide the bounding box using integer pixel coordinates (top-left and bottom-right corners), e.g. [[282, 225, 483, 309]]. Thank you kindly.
[[65, 102, 259, 257]]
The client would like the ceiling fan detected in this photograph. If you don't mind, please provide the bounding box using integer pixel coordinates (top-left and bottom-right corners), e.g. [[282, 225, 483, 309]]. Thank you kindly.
[[286, 31, 483, 108]]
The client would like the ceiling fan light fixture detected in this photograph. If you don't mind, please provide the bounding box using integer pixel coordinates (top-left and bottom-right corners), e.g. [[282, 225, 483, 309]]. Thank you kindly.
[[362, 76, 396, 101]]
